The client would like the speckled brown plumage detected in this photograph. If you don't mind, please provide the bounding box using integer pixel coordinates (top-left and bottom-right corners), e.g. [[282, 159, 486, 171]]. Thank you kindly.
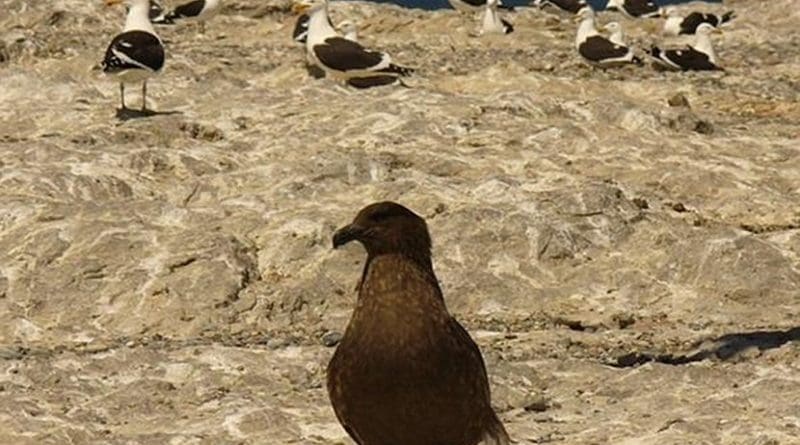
[[329, 201, 510, 445]]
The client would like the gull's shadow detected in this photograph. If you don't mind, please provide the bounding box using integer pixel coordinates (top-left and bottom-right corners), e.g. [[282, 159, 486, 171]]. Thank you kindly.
[[611, 326, 800, 367], [115, 108, 182, 121], [712, 327, 800, 359], [347, 76, 400, 89]]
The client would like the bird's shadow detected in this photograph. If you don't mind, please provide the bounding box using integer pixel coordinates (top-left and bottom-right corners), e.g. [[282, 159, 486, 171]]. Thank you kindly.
[[712, 327, 800, 359], [612, 326, 800, 367], [347, 76, 403, 89], [115, 108, 182, 121]]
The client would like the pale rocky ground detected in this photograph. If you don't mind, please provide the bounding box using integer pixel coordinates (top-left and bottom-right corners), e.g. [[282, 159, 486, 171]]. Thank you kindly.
[[1, 0, 799, 443]]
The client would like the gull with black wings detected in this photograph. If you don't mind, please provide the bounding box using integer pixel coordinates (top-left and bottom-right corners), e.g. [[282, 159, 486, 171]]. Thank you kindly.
[[293, 0, 413, 86], [102, 0, 165, 111]]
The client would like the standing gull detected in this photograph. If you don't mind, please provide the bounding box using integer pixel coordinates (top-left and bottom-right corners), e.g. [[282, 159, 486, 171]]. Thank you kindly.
[[649, 23, 722, 71], [662, 7, 735, 36], [293, 0, 413, 85], [481, 0, 514, 35], [575, 7, 642, 67], [102, 0, 165, 111], [606, 0, 661, 19], [329, 201, 511, 445], [152, 0, 221, 33]]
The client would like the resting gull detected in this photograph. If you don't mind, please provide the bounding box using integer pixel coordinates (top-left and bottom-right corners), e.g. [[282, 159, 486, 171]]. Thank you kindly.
[[650, 22, 723, 71], [535, 0, 588, 15], [606, 0, 661, 19], [293, 0, 413, 85], [662, 7, 735, 36], [575, 7, 642, 67], [152, 0, 222, 33]]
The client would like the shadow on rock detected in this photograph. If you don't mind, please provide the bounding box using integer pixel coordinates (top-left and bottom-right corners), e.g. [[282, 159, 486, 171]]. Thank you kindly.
[[610, 326, 800, 368], [348, 76, 404, 89], [116, 108, 182, 121]]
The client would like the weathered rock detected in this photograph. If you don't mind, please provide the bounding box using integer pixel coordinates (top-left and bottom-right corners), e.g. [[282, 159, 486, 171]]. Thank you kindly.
[[0, 0, 798, 443]]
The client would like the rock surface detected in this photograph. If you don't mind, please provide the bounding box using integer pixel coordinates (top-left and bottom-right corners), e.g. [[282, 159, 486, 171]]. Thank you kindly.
[[1, 0, 799, 443]]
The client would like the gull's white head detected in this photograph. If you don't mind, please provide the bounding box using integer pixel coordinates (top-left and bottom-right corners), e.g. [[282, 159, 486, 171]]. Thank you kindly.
[[338, 20, 356, 33], [602, 20, 624, 43], [696, 22, 721, 35], [487, 0, 501, 7], [574, 6, 595, 23], [338, 19, 358, 40]]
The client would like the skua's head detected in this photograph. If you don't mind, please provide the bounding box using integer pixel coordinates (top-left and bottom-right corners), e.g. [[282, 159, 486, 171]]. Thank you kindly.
[[332, 202, 431, 259]]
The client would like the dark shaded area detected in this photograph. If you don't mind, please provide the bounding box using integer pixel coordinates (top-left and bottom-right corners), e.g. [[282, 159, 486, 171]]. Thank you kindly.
[[610, 327, 800, 367], [348, 75, 401, 88], [364, 0, 721, 11], [116, 108, 182, 121], [306, 64, 327, 79]]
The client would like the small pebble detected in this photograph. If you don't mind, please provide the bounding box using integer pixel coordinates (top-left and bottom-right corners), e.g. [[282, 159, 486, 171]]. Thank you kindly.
[[668, 93, 690, 108], [524, 397, 549, 413]]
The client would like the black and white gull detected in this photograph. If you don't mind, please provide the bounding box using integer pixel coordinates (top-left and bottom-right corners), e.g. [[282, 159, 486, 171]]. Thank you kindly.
[[293, 0, 413, 85], [152, 0, 222, 33], [575, 7, 642, 67], [102, 0, 165, 111], [650, 23, 723, 71], [662, 7, 735, 36]]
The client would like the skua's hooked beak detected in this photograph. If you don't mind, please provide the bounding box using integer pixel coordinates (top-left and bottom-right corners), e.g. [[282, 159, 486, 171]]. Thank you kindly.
[[332, 224, 363, 249]]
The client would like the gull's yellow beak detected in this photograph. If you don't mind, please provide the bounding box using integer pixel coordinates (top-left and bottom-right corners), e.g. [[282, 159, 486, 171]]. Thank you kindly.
[[104, 0, 124, 6], [712, 27, 723, 35], [291, 2, 311, 14]]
